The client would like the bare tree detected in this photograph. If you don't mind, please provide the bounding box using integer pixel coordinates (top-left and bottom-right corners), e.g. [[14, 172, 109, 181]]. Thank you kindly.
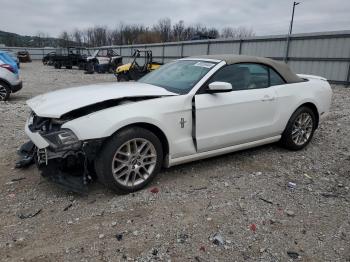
[[72, 29, 83, 46], [58, 20, 255, 47], [221, 26, 255, 39], [173, 20, 185, 41], [153, 18, 171, 42], [59, 31, 71, 47]]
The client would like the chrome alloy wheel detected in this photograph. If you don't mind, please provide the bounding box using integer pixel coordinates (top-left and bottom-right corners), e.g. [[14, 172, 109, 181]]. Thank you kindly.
[[291, 112, 313, 146], [112, 138, 157, 187], [0, 84, 7, 100]]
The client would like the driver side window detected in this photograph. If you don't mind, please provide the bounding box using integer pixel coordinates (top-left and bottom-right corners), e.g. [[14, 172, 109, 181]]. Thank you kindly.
[[208, 63, 269, 91]]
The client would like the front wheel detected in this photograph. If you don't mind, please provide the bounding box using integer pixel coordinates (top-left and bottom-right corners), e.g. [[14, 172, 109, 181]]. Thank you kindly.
[[54, 62, 61, 69], [0, 82, 11, 101], [280, 106, 316, 150], [95, 127, 163, 194]]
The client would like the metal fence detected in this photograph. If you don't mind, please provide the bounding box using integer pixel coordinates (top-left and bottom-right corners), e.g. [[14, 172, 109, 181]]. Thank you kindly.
[[2, 30, 350, 85]]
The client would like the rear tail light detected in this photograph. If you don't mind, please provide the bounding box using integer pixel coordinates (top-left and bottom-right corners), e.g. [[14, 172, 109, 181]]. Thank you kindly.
[[0, 64, 16, 73]]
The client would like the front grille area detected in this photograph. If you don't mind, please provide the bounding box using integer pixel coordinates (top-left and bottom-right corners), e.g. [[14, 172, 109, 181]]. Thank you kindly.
[[28, 112, 61, 133]]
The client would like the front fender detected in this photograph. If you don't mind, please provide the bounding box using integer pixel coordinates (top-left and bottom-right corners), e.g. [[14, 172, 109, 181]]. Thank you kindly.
[[61, 97, 175, 143]]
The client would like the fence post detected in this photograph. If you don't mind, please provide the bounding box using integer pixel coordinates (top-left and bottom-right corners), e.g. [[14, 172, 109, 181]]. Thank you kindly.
[[238, 39, 243, 54], [347, 46, 350, 87], [162, 43, 165, 63], [180, 42, 184, 58], [207, 41, 210, 55], [346, 62, 350, 87]]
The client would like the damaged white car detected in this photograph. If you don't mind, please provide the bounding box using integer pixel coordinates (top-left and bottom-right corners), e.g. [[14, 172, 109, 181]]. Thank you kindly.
[[23, 55, 332, 193]]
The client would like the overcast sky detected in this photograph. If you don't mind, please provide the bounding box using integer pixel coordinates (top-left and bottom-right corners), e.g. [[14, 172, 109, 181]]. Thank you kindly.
[[1, 0, 349, 37]]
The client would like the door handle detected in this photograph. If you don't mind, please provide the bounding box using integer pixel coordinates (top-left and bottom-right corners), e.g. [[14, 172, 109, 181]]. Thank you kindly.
[[261, 95, 275, 102]]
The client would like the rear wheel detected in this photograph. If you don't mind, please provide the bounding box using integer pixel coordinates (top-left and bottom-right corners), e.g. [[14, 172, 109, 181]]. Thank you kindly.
[[0, 82, 10, 101], [95, 127, 163, 194], [280, 106, 316, 150]]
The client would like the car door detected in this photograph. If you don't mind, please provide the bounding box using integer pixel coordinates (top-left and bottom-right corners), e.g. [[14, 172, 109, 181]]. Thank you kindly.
[[195, 63, 279, 152]]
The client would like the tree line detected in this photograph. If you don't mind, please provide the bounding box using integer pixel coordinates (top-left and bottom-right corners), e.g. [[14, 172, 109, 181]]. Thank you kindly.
[[0, 18, 255, 47], [59, 18, 254, 47]]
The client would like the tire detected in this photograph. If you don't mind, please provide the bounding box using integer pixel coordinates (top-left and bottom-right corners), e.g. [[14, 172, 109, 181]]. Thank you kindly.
[[280, 106, 316, 150], [85, 62, 95, 74], [117, 73, 129, 82], [95, 127, 163, 194], [0, 82, 11, 101], [54, 62, 61, 69]]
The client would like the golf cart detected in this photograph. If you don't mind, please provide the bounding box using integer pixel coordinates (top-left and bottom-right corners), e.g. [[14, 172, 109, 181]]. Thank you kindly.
[[114, 49, 162, 81], [85, 48, 123, 74]]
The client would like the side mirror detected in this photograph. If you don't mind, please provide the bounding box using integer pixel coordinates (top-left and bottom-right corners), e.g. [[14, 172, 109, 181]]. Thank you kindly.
[[207, 82, 232, 93]]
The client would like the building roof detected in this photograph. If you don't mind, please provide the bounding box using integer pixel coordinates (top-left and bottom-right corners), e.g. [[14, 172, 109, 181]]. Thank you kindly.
[[190, 54, 303, 83]]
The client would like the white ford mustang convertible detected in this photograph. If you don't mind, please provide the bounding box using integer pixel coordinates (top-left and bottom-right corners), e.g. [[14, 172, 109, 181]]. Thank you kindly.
[[24, 55, 332, 193]]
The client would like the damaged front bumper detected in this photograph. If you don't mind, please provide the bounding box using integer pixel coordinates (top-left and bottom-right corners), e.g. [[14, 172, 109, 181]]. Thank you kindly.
[[23, 114, 103, 193]]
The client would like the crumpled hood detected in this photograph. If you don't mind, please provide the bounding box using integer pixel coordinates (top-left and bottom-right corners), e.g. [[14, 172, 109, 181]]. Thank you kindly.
[[27, 82, 177, 118]]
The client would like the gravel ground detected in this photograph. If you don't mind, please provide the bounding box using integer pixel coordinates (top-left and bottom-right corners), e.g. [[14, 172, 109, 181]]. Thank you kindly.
[[0, 62, 349, 262]]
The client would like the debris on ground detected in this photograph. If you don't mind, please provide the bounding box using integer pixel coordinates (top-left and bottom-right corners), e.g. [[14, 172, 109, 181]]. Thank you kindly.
[[15, 141, 35, 168], [177, 233, 189, 243], [212, 233, 225, 246], [116, 234, 123, 241], [63, 203, 73, 211], [150, 187, 159, 194], [17, 208, 42, 219], [321, 192, 339, 198], [11, 177, 26, 182], [287, 251, 300, 259], [285, 210, 295, 217], [288, 182, 297, 189], [250, 224, 257, 232], [258, 196, 274, 205], [303, 173, 313, 179]]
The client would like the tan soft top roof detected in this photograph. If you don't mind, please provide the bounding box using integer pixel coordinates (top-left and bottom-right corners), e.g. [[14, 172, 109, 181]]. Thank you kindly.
[[190, 54, 302, 83]]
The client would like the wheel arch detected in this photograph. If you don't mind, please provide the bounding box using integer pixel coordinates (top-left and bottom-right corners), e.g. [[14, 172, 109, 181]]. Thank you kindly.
[[108, 122, 170, 165], [281, 101, 320, 136], [0, 78, 12, 92], [0, 78, 11, 87], [298, 102, 319, 129]]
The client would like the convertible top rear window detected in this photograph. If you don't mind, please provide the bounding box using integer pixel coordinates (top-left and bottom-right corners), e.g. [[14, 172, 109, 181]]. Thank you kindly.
[[138, 60, 217, 94]]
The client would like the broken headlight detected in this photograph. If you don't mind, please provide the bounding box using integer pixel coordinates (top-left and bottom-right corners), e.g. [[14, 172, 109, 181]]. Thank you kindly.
[[42, 129, 81, 150]]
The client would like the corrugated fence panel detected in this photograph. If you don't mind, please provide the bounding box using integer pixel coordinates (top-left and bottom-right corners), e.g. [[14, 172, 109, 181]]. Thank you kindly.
[[183, 43, 208, 56], [164, 45, 182, 57], [289, 37, 350, 58], [209, 42, 240, 55], [146, 46, 163, 57], [241, 40, 286, 58], [289, 60, 348, 81]]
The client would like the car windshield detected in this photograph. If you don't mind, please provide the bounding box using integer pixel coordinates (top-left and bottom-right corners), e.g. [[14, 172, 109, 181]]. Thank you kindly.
[[138, 60, 217, 94]]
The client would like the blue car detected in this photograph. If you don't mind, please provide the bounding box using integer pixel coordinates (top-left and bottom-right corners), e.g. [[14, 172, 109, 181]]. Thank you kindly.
[[0, 51, 22, 101]]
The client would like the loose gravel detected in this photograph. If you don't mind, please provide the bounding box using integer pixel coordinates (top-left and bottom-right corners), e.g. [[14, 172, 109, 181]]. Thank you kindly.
[[0, 62, 349, 261]]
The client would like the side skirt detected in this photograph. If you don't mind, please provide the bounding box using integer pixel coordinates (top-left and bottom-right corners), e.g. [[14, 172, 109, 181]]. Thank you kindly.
[[167, 135, 281, 167]]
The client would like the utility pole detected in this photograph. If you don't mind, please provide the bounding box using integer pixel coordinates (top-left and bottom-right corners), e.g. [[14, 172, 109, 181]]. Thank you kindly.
[[284, 1, 300, 62]]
